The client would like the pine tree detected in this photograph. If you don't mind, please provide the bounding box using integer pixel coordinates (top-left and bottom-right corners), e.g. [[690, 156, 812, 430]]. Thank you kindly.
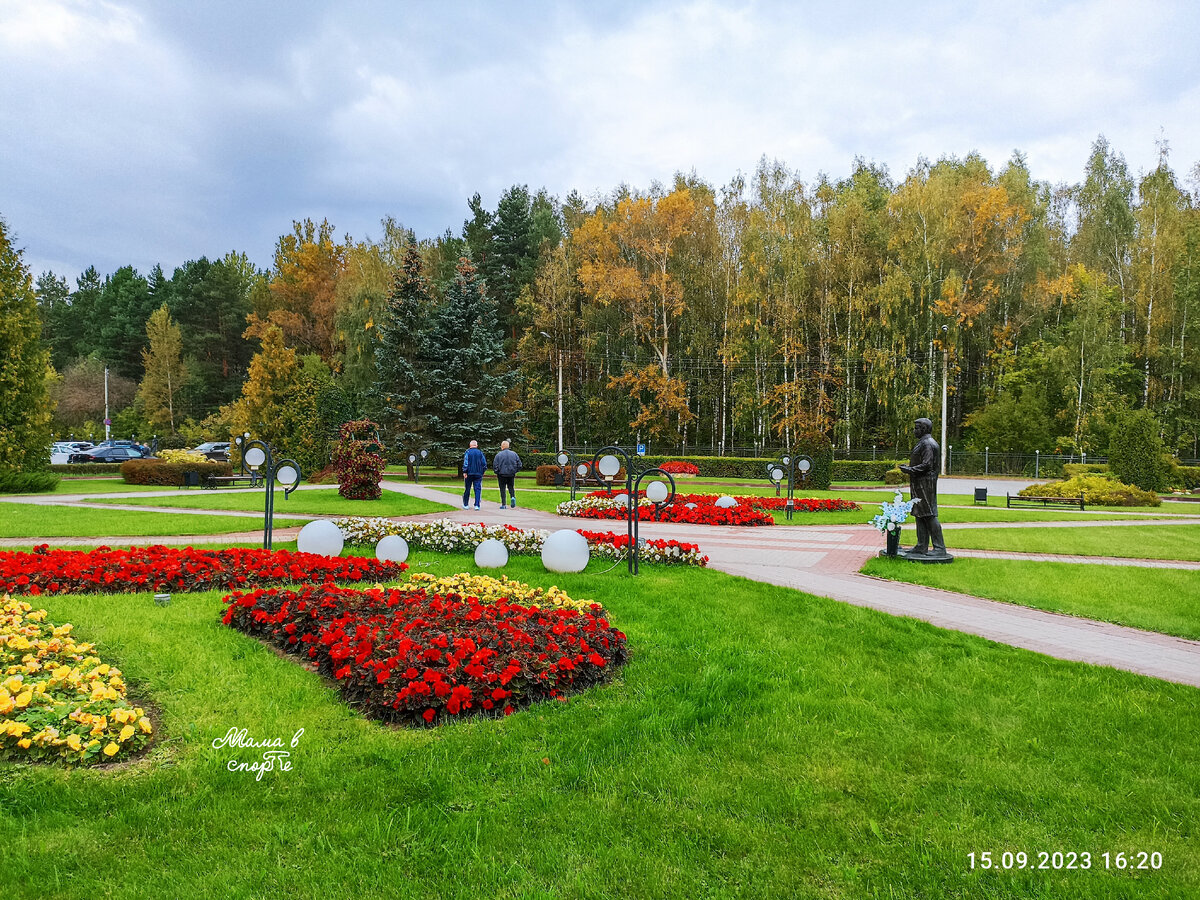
[[374, 245, 435, 451], [0, 217, 53, 475], [422, 258, 521, 451]]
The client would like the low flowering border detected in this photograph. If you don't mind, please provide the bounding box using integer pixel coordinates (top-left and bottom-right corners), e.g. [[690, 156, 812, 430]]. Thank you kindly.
[[0, 545, 406, 596], [1, 595, 154, 764], [332, 518, 708, 567], [222, 582, 628, 726], [556, 491, 859, 527]]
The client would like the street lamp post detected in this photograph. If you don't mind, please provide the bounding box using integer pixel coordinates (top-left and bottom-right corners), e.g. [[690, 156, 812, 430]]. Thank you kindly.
[[592, 445, 675, 575], [556, 450, 581, 501], [406, 448, 429, 482], [766, 451, 813, 521], [941, 324, 949, 477], [242, 439, 302, 549]]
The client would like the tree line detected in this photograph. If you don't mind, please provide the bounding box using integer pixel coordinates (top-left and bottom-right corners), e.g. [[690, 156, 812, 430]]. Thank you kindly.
[[27, 136, 1200, 469]]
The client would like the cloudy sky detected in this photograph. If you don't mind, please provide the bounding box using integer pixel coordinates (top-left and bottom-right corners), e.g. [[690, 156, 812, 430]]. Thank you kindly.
[[2, 0, 1198, 281]]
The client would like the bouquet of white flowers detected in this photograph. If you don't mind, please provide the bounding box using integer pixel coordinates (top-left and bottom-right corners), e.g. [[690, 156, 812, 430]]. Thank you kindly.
[[870, 491, 921, 534]]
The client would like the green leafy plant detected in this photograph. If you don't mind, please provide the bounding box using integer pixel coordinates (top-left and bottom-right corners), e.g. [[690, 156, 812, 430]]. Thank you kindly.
[[331, 419, 385, 500]]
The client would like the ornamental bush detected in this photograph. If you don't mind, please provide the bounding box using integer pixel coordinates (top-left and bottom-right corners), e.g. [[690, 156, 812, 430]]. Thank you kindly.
[[120, 459, 232, 486], [1108, 409, 1169, 493], [1017, 475, 1160, 507], [331, 419, 386, 500], [0, 470, 59, 493], [222, 582, 628, 726]]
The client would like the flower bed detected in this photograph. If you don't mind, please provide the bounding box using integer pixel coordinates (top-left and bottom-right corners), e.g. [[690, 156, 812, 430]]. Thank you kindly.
[[333, 518, 708, 567], [555, 491, 860, 526], [659, 461, 700, 475], [1, 595, 154, 764], [407, 572, 591, 612], [222, 582, 627, 726], [0, 545, 405, 596]]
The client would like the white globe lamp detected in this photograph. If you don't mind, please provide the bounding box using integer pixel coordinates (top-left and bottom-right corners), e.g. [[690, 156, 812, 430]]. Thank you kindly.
[[375, 535, 409, 563], [297, 519, 344, 556], [542, 529, 590, 573], [474, 538, 509, 569]]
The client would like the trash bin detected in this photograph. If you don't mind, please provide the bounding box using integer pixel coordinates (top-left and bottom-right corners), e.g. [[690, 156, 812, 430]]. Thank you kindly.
[[183, 471, 200, 488], [974, 487, 987, 505]]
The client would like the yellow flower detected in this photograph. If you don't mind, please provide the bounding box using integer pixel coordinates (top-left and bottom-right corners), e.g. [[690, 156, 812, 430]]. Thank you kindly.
[[17, 738, 31, 749], [14, 689, 32, 708], [119, 725, 135, 742], [66, 734, 83, 752], [138, 717, 153, 734], [103, 742, 119, 757], [0, 688, 12, 715]]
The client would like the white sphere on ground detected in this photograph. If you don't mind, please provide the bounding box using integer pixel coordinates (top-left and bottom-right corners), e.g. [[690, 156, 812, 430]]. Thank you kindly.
[[542, 529, 590, 573], [685, 503, 697, 510], [613, 493, 629, 507], [474, 538, 509, 569], [375, 534, 409, 563], [297, 519, 345, 556], [646, 480, 669, 503], [714, 495, 737, 509]]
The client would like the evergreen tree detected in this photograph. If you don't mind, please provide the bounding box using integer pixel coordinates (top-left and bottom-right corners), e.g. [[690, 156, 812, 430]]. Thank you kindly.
[[0, 217, 53, 474], [34, 271, 72, 369], [422, 258, 522, 451], [97, 266, 155, 378], [374, 245, 435, 451]]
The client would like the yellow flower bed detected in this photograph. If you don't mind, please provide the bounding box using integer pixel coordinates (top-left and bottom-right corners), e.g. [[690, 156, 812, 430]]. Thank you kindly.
[[157, 448, 209, 465], [1, 595, 153, 764], [406, 573, 593, 612]]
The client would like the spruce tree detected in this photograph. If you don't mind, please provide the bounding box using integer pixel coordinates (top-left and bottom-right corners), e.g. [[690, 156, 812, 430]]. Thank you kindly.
[[374, 245, 435, 451], [422, 257, 521, 452], [0, 217, 53, 475]]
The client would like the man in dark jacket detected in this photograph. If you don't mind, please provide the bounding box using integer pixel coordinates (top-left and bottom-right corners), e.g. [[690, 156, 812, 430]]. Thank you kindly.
[[898, 417, 948, 557], [462, 440, 487, 510], [493, 440, 522, 509]]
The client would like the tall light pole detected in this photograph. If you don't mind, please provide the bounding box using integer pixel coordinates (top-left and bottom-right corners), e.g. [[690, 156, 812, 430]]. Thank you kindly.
[[540, 331, 563, 452], [940, 324, 949, 476], [104, 366, 111, 442]]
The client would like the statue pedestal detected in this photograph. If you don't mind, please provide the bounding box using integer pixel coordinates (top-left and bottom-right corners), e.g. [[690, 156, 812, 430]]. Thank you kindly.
[[896, 547, 954, 564]]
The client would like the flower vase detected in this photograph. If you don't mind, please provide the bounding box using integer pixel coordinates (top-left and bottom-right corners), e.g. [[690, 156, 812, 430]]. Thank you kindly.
[[885, 527, 900, 557]]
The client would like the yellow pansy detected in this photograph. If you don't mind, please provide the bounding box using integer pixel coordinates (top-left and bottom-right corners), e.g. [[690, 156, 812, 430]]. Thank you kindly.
[[102, 742, 119, 757], [66, 734, 83, 752], [119, 725, 135, 742], [14, 689, 33, 708], [138, 717, 153, 734]]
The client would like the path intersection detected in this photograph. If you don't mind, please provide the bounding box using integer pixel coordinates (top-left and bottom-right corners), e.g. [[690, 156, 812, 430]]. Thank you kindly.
[[3, 480, 1198, 689]]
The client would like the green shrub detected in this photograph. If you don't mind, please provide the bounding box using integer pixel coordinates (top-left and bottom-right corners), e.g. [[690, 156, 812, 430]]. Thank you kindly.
[[50, 463, 125, 475], [0, 470, 60, 493], [121, 459, 232, 486], [1168, 462, 1200, 491], [1108, 409, 1169, 492], [1018, 474, 1160, 507], [884, 467, 906, 485], [832, 460, 907, 481], [1062, 463, 1109, 478]]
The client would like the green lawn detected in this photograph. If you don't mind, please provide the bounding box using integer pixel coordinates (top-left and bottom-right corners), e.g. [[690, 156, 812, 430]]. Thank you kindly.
[[1, 553, 1196, 898], [0, 502, 308, 539], [863, 556, 1200, 640], [945, 524, 1200, 561], [91, 488, 453, 518]]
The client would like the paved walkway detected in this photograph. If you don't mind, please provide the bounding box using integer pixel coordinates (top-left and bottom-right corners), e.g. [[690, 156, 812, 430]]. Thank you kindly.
[[4, 480, 1199, 688]]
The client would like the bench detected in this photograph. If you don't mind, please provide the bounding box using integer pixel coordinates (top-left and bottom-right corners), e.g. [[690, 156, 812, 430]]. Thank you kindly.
[[203, 474, 261, 490], [1006, 493, 1085, 510]]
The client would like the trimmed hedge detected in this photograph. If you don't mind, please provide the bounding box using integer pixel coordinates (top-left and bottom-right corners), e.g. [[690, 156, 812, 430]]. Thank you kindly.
[[50, 463, 125, 475], [0, 470, 60, 493], [120, 459, 233, 486], [1169, 463, 1200, 491], [1062, 463, 1109, 478], [830, 459, 906, 482], [884, 467, 906, 485]]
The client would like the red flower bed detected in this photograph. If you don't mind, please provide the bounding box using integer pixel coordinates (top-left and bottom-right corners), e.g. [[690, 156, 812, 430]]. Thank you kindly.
[[659, 461, 700, 475], [738, 496, 860, 512], [222, 583, 627, 726], [0, 545, 404, 596], [576, 490, 858, 526], [576, 530, 708, 565]]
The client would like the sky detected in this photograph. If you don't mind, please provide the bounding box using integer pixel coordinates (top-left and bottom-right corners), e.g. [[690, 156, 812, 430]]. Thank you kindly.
[[2, 0, 1199, 281]]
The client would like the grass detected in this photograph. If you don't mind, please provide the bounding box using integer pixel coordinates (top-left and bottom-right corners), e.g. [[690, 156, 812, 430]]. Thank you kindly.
[[944, 524, 1200, 561], [90, 487, 454, 518], [863, 556, 1200, 640], [2, 553, 1198, 898], [0, 502, 307, 539]]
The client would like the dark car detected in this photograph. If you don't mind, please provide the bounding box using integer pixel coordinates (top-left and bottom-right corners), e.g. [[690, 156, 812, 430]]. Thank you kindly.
[[68, 446, 149, 464], [193, 441, 231, 461]]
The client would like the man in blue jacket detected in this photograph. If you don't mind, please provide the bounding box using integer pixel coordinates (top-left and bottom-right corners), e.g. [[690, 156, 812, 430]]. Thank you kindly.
[[462, 440, 487, 510]]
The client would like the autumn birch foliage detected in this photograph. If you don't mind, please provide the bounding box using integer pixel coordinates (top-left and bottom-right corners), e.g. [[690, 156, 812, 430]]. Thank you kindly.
[[138, 303, 190, 434]]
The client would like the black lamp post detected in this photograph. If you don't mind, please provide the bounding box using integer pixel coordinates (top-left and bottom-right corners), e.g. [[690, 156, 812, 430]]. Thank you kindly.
[[242, 439, 302, 549], [631, 466, 676, 575], [766, 452, 813, 521], [556, 450, 581, 501], [233, 432, 253, 477], [406, 448, 429, 483], [592, 445, 676, 575]]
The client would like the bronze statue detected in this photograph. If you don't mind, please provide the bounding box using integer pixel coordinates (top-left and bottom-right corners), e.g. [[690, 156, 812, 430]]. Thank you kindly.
[[898, 417, 952, 561]]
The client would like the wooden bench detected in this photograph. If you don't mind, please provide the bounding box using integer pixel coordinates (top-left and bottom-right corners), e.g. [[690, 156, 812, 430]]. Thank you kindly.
[[203, 474, 261, 490], [1006, 493, 1085, 510]]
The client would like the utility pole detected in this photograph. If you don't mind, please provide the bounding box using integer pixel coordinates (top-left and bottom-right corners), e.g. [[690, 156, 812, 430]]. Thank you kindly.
[[104, 366, 111, 442], [940, 325, 948, 476], [541, 331, 563, 451]]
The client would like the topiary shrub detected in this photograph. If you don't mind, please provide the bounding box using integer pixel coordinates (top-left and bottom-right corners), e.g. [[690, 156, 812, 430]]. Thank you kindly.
[[1108, 409, 1169, 493], [0, 470, 60, 493], [1018, 474, 1160, 507], [536, 465, 566, 486], [120, 459, 232, 486], [331, 419, 386, 500], [884, 467, 906, 485]]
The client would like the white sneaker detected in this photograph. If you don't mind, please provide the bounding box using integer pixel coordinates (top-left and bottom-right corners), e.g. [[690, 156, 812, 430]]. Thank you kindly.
[[463, 502, 469, 509], [499, 503, 506, 509], [474, 505, 481, 510]]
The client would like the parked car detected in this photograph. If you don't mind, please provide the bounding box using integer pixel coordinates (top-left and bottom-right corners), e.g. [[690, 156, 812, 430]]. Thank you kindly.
[[51, 441, 95, 464], [68, 446, 150, 464], [193, 441, 231, 461]]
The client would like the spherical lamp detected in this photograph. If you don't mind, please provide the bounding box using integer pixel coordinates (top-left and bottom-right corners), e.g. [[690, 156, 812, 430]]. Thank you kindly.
[[645, 480, 669, 503], [542, 529, 590, 573], [375, 534, 409, 563], [714, 495, 737, 509], [297, 519, 345, 556], [597, 454, 621, 478], [613, 493, 629, 507], [474, 538, 509, 569]]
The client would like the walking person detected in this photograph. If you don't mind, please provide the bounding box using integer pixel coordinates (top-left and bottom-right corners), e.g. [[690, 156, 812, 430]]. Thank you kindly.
[[493, 440, 522, 509], [461, 440, 487, 510]]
